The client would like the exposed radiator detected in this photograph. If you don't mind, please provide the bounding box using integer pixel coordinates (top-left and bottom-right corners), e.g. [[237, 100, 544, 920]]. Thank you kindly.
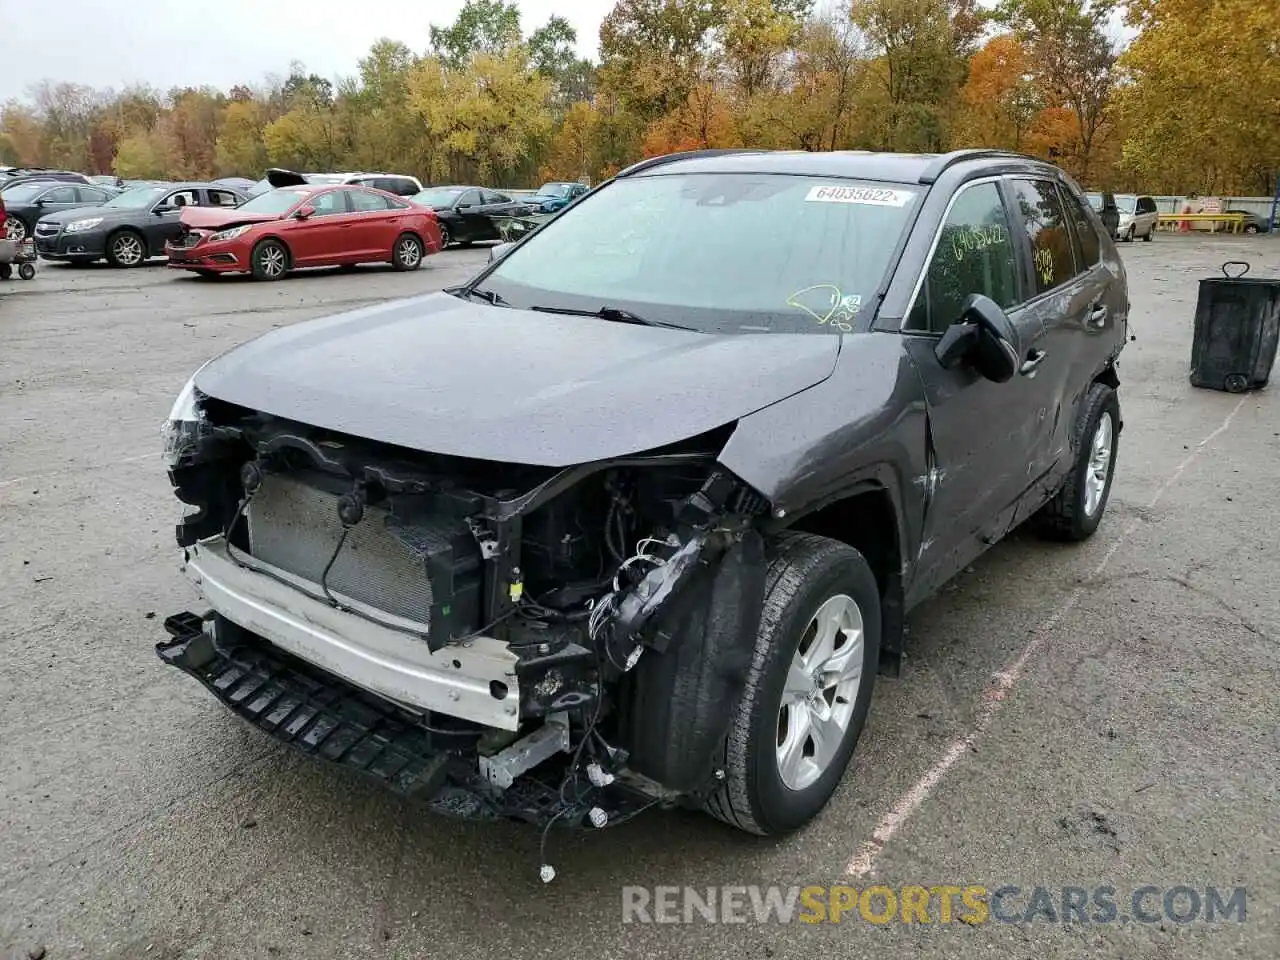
[[246, 474, 434, 626]]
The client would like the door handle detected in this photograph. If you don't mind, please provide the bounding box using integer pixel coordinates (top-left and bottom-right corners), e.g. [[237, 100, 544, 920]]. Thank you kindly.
[[1020, 349, 1047, 376], [1089, 303, 1109, 326]]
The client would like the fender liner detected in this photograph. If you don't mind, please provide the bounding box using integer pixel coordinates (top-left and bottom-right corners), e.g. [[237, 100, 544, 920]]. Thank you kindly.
[[620, 529, 767, 793]]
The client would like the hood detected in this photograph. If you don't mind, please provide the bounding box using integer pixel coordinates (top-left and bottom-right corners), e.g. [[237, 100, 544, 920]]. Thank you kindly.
[[195, 292, 841, 466], [265, 167, 309, 188], [37, 205, 136, 226], [179, 206, 279, 230]]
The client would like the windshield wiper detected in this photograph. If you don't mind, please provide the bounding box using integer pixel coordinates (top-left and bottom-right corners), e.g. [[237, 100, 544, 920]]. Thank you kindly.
[[528, 304, 695, 331], [448, 285, 511, 307]]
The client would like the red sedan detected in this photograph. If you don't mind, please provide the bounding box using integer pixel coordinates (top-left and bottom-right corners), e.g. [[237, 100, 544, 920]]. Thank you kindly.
[[165, 184, 443, 280]]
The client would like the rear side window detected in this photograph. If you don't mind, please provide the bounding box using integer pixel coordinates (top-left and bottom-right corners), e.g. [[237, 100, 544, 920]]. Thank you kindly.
[[43, 185, 78, 203], [1059, 185, 1101, 269], [907, 181, 1020, 334], [350, 189, 394, 211], [1010, 179, 1076, 295], [76, 186, 109, 203], [1137, 197, 1157, 214], [206, 190, 241, 207]]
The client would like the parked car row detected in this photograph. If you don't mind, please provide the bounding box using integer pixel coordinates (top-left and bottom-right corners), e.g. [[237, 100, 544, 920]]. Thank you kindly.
[[3, 163, 590, 277]]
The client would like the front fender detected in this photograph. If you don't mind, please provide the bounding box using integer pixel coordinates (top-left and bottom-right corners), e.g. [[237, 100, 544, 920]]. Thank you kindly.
[[718, 331, 929, 574]]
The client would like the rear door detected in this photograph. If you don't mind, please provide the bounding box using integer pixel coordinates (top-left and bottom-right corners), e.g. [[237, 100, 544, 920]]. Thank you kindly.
[[347, 188, 404, 258], [901, 177, 1054, 599], [1004, 176, 1096, 500], [36, 184, 83, 218]]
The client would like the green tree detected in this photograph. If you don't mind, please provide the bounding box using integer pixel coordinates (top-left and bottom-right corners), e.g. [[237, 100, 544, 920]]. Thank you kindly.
[[430, 0, 523, 67]]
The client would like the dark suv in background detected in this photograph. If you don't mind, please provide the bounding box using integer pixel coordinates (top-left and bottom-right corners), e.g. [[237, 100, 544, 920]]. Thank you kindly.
[[157, 148, 1128, 843]]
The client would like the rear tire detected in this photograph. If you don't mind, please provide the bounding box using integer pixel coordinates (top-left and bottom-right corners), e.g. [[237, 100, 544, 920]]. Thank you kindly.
[[391, 233, 423, 271], [1033, 382, 1120, 542], [1142, 228, 1153, 241], [704, 533, 880, 836], [250, 239, 289, 281]]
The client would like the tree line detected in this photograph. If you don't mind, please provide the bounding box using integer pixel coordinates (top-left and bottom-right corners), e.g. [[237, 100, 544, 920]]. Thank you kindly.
[[1, 0, 1276, 196]]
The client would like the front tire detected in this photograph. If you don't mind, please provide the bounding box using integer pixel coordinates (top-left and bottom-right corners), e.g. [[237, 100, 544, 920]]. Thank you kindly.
[[1033, 382, 1120, 541], [391, 233, 423, 270], [437, 223, 451, 248], [704, 533, 880, 836], [106, 230, 146, 267], [251, 239, 289, 281]]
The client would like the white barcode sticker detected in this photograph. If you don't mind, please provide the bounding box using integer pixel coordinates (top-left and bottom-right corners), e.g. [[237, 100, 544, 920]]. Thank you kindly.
[[805, 185, 914, 206]]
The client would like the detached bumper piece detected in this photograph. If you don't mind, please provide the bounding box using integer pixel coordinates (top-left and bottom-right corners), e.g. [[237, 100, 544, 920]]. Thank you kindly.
[[159, 612, 450, 795]]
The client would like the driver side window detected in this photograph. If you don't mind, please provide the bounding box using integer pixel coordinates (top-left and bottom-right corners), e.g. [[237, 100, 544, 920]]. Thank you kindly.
[[459, 189, 482, 207], [907, 182, 1020, 334]]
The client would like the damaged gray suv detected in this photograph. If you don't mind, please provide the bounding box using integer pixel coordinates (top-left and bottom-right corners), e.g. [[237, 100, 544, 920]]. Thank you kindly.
[[159, 148, 1128, 841]]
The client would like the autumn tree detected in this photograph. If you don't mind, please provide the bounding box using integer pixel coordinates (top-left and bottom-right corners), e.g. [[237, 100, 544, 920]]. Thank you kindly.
[[598, 0, 723, 123], [998, 0, 1117, 183], [954, 33, 1045, 149], [850, 0, 978, 152], [1116, 0, 1279, 195]]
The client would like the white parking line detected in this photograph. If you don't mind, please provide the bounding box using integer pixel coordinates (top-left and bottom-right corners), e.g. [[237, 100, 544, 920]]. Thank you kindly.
[[845, 396, 1247, 878], [0, 451, 157, 488]]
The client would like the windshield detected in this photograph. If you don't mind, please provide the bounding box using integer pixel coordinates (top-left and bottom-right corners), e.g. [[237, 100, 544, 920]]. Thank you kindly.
[[480, 173, 920, 334], [1085, 192, 1103, 211], [104, 186, 168, 208], [1, 183, 46, 202], [1115, 196, 1138, 214], [538, 183, 573, 198], [234, 188, 311, 214], [412, 188, 464, 207]]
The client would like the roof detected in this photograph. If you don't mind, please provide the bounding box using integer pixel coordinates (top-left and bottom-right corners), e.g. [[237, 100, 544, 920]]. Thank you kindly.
[[619, 148, 1058, 185]]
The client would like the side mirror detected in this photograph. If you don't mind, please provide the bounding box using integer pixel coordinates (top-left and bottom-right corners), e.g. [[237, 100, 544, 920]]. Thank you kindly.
[[153, 204, 174, 215], [294, 205, 315, 220], [456, 202, 472, 209], [934, 294, 1020, 383]]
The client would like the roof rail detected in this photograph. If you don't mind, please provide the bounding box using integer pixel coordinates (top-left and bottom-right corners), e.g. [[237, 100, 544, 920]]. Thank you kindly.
[[616, 148, 771, 178], [917, 149, 1037, 184]]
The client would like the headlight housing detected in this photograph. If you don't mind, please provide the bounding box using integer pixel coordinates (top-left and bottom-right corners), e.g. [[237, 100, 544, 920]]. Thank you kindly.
[[208, 224, 252, 243], [161, 361, 212, 467], [65, 218, 103, 233]]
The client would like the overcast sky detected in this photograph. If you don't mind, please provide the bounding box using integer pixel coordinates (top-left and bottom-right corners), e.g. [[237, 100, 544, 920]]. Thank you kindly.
[[0, 0, 615, 104]]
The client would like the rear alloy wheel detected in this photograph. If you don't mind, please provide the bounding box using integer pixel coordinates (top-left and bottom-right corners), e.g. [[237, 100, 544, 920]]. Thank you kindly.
[[704, 533, 880, 836], [107, 230, 145, 267], [5, 218, 27, 242], [251, 239, 288, 281], [392, 233, 423, 271], [1033, 382, 1121, 541]]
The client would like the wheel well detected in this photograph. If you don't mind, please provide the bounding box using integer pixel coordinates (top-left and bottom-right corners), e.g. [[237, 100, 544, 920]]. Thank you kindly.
[[396, 229, 424, 251], [108, 226, 146, 255], [1093, 363, 1120, 391], [787, 488, 905, 676]]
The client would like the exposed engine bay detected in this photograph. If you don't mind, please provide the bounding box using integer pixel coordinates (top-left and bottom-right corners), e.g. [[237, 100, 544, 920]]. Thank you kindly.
[[160, 394, 771, 861]]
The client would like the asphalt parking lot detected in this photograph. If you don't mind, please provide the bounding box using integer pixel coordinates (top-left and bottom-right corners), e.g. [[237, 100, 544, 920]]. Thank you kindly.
[[2, 239, 1278, 960]]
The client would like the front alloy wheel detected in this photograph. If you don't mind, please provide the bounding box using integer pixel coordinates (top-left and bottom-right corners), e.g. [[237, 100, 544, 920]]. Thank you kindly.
[[776, 594, 865, 791], [109, 231, 145, 267], [705, 533, 881, 836]]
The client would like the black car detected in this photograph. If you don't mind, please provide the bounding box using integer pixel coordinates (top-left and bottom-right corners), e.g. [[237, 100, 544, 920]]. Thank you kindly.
[[408, 185, 534, 246], [157, 148, 1127, 841], [1, 169, 91, 188], [1, 180, 118, 242], [34, 182, 247, 266]]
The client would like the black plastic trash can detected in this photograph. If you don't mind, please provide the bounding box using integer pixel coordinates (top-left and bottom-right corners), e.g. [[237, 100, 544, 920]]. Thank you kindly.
[[1189, 261, 1280, 393]]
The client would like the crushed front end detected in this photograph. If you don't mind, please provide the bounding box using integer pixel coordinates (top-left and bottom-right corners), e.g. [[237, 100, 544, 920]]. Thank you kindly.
[[159, 389, 770, 831]]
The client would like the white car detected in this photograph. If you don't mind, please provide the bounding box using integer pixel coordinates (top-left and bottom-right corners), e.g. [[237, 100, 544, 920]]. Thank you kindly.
[[1115, 194, 1159, 242]]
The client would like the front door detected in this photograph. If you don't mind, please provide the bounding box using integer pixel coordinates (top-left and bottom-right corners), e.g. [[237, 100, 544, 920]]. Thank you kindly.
[[452, 189, 486, 242], [901, 178, 1058, 603], [147, 188, 198, 252], [286, 189, 354, 265]]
